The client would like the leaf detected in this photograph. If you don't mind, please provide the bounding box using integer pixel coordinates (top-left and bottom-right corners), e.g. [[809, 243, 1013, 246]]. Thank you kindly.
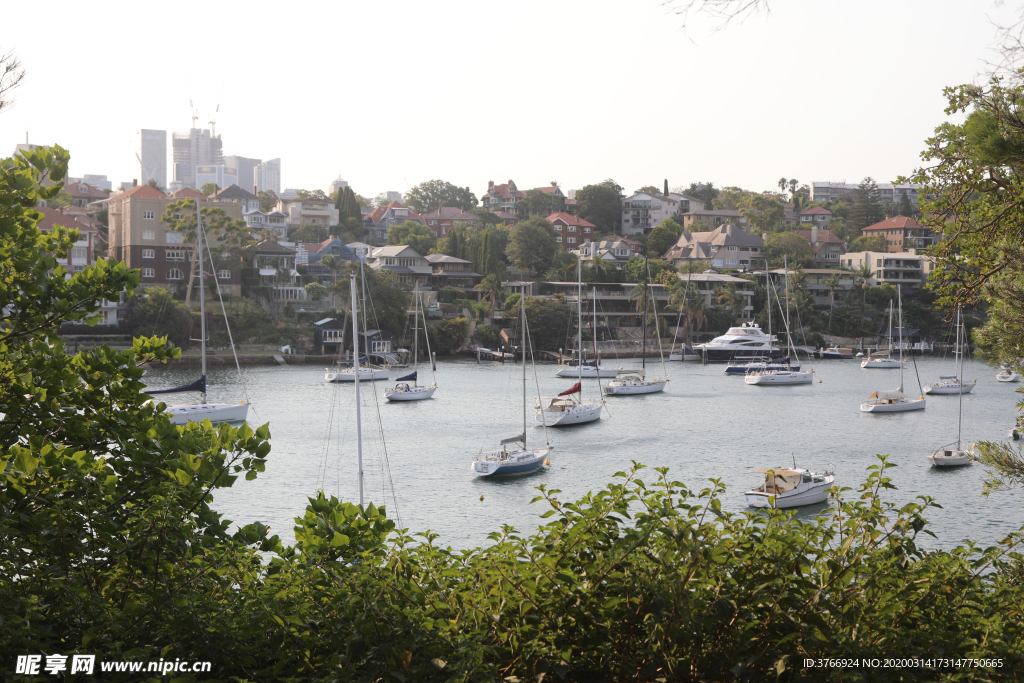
[[430, 658, 446, 670]]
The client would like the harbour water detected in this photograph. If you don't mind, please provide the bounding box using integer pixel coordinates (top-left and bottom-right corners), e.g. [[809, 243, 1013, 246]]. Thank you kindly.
[[144, 355, 1024, 551]]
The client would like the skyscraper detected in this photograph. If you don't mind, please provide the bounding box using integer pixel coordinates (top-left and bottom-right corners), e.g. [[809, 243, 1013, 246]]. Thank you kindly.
[[224, 155, 262, 193], [254, 158, 281, 195], [136, 129, 167, 189], [171, 128, 223, 189]]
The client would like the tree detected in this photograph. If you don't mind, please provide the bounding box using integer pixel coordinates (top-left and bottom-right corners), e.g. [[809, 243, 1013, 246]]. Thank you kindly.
[[330, 264, 410, 337], [0, 47, 26, 114], [427, 317, 469, 355], [335, 186, 362, 225], [848, 177, 885, 233], [258, 189, 278, 212], [387, 221, 437, 255], [289, 222, 330, 243], [296, 188, 328, 200], [404, 179, 477, 214], [849, 234, 888, 253], [646, 218, 684, 256], [634, 185, 661, 195], [146, 178, 165, 192], [521, 188, 564, 216], [623, 256, 672, 283], [505, 296, 574, 351], [714, 185, 755, 210], [575, 182, 622, 234], [475, 272, 504, 311], [45, 187, 74, 209], [716, 282, 744, 315], [199, 182, 219, 196], [505, 216, 559, 275], [777, 177, 788, 198], [898, 192, 915, 217], [739, 193, 785, 233], [684, 181, 719, 207], [304, 281, 328, 301], [763, 231, 813, 268], [123, 287, 193, 345]]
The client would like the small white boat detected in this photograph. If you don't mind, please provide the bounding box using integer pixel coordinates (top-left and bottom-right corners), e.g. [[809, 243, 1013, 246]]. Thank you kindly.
[[745, 466, 835, 508], [861, 389, 926, 412], [536, 394, 603, 426], [385, 289, 437, 402], [555, 363, 618, 379], [927, 447, 972, 468], [603, 370, 668, 395], [744, 368, 814, 385], [923, 376, 977, 395], [385, 381, 436, 401], [326, 365, 390, 382], [165, 401, 249, 425], [861, 355, 902, 369], [996, 367, 1021, 382]]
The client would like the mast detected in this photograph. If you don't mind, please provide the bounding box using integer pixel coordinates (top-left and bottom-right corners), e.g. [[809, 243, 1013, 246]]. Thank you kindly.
[[897, 286, 905, 393], [521, 283, 527, 447], [351, 273, 364, 506], [421, 290, 436, 382], [766, 259, 773, 356], [412, 287, 419, 384], [642, 255, 648, 372], [195, 199, 207, 405], [577, 252, 583, 388], [957, 307, 963, 449]]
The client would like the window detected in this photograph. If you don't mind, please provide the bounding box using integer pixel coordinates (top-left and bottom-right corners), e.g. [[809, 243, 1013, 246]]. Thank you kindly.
[[142, 249, 155, 259], [218, 270, 231, 279], [166, 268, 184, 280], [142, 210, 155, 220], [584, 227, 591, 233], [165, 249, 186, 260], [726, 259, 737, 265], [143, 230, 155, 240], [166, 232, 183, 244], [141, 268, 155, 278], [556, 236, 562, 242], [568, 225, 576, 232], [568, 237, 576, 244], [71, 247, 87, 260], [73, 265, 85, 272], [727, 246, 738, 251]]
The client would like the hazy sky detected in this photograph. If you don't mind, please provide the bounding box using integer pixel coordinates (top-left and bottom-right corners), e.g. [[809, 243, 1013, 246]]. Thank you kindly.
[[0, 0, 1014, 198]]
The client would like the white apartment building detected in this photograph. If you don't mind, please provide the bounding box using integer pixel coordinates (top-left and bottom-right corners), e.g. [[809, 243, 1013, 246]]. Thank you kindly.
[[136, 129, 167, 189], [841, 250, 936, 288], [330, 177, 349, 194], [276, 196, 339, 227], [255, 159, 282, 195], [810, 181, 921, 206], [195, 165, 238, 191], [224, 155, 262, 194], [620, 192, 704, 235]]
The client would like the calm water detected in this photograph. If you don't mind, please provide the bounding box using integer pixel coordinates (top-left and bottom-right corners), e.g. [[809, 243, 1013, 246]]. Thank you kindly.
[[145, 355, 1024, 551]]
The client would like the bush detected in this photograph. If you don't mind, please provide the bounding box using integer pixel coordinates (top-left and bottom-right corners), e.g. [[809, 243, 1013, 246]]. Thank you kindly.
[[427, 316, 469, 355], [437, 287, 462, 303], [473, 324, 501, 348]]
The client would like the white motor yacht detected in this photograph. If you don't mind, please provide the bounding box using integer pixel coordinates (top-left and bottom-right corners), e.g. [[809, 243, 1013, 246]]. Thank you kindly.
[[745, 467, 835, 509], [694, 322, 781, 362], [744, 368, 814, 385], [997, 366, 1022, 382]]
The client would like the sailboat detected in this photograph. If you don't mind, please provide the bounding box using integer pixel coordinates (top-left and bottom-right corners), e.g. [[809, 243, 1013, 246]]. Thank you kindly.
[[555, 285, 617, 378], [668, 270, 701, 362], [149, 199, 249, 425], [923, 308, 976, 395], [861, 286, 926, 412], [604, 261, 669, 395], [326, 256, 390, 382], [473, 283, 553, 476], [385, 288, 436, 401], [729, 259, 788, 375], [928, 313, 973, 468], [537, 255, 603, 425], [997, 365, 1022, 382], [745, 262, 814, 385], [861, 301, 902, 369]]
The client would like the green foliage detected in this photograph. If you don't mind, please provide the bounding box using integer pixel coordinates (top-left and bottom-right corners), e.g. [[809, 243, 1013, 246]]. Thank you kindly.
[[575, 182, 622, 234], [304, 281, 328, 301], [289, 221, 330, 243], [849, 234, 889, 253], [473, 323, 502, 348], [739, 193, 785, 233], [295, 188, 328, 200], [258, 189, 278, 212], [763, 231, 813, 268], [330, 265, 410, 338], [404, 179, 477, 214], [521, 187, 564, 216], [623, 256, 672, 283], [335, 186, 362, 223], [426, 316, 469, 355], [848, 177, 885, 233], [123, 287, 193, 345], [387, 220, 437, 255], [505, 296, 573, 351], [45, 187, 74, 209], [684, 181, 719, 207], [161, 198, 255, 265], [645, 217, 683, 256], [199, 182, 219, 196], [865, 282, 898, 308], [505, 216, 559, 275]]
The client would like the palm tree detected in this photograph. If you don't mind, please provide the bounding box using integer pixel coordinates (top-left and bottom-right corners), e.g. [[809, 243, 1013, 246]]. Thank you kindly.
[[778, 177, 788, 196], [475, 272, 503, 313], [147, 178, 165, 192], [717, 282, 743, 317]]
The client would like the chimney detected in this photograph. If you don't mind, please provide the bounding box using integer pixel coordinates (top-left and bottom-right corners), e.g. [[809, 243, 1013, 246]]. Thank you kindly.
[[132, 179, 137, 187], [488, 180, 494, 189], [811, 225, 819, 244]]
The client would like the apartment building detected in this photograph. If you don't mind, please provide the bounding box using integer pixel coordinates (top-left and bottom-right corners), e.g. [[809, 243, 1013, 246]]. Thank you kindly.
[[841, 250, 936, 288], [421, 206, 479, 238], [678, 209, 748, 230], [620, 192, 704, 235], [546, 212, 595, 249], [810, 181, 921, 206], [425, 253, 483, 290], [255, 159, 281, 195], [276, 196, 339, 229], [663, 224, 763, 269], [105, 183, 242, 294], [367, 245, 432, 286], [794, 226, 844, 266], [137, 129, 167, 189], [861, 216, 935, 251]]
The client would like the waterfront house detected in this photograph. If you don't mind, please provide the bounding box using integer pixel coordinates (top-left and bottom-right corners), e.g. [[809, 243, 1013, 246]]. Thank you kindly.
[[421, 207, 479, 238], [793, 226, 844, 267], [313, 317, 345, 355], [861, 216, 936, 252], [367, 245, 432, 286], [426, 253, 483, 291], [840, 251, 936, 288], [663, 224, 764, 269]]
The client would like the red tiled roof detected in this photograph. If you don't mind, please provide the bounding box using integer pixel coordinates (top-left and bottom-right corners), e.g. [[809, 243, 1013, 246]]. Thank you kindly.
[[799, 206, 833, 216], [170, 187, 204, 199], [545, 212, 595, 228], [485, 183, 525, 200], [302, 242, 325, 255], [422, 206, 479, 221], [794, 229, 843, 244], [33, 207, 101, 233], [863, 215, 921, 231], [104, 184, 167, 202], [534, 186, 562, 194], [65, 182, 108, 201]]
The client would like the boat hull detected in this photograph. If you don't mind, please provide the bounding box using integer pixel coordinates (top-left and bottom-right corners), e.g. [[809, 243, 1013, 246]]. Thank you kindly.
[[165, 402, 249, 425], [996, 372, 1021, 383], [726, 359, 796, 374], [555, 366, 618, 378], [744, 371, 814, 385], [860, 398, 927, 412], [745, 482, 832, 508], [472, 448, 551, 477], [924, 381, 977, 395], [385, 386, 436, 401], [928, 449, 972, 467], [699, 348, 784, 362], [604, 379, 668, 395], [669, 350, 702, 362], [861, 359, 902, 369], [535, 401, 602, 426], [326, 368, 390, 382]]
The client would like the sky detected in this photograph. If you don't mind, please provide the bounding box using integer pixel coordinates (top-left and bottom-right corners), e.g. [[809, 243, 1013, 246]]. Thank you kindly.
[[0, 0, 1016, 198]]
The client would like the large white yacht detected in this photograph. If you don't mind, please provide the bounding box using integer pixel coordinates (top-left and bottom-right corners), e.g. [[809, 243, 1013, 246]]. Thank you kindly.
[[695, 322, 781, 362]]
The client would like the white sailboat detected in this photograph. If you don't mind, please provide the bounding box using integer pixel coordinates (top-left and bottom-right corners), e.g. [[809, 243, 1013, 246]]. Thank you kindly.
[[326, 256, 390, 382], [928, 320, 973, 468], [745, 262, 814, 386], [151, 199, 249, 425], [745, 464, 835, 509], [555, 288, 617, 378], [604, 261, 669, 396], [861, 301, 902, 369], [924, 308, 976, 395], [861, 287, 926, 413], [473, 283, 553, 477], [385, 288, 436, 401], [997, 365, 1022, 382], [668, 270, 702, 362], [538, 257, 602, 425]]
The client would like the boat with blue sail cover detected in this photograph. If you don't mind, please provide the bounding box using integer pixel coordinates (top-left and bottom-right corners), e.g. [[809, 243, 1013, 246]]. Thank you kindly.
[[386, 289, 436, 401]]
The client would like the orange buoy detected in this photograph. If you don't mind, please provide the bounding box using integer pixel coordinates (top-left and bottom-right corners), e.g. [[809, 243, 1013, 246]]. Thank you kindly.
[[818, 379, 822, 383], [544, 458, 550, 466], [479, 495, 484, 501]]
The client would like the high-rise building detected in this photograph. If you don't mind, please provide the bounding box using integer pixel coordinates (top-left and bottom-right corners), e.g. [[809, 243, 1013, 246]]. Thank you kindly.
[[195, 165, 239, 192], [329, 177, 349, 194], [136, 129, 167, 189], [224, 155, 262, 193], [254, 158, 281, 196], [171, 128, 223, 189]]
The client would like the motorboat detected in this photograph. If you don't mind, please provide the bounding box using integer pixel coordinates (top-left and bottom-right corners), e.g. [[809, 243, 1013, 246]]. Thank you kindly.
[[745, 466, 835, 508], [473, 282, 553, 477], [927, 448, 972, 468], [604, 370, 668, 395], [862, 288, 926, 413], [555, 362, 618, 379], [694, 322, 782, 361], [325, 365, 390, 382], [814, 345, 855, 360], [149, 200, 250, 425], [997, 366, 1022, 382], [744, 368, 814, 385], [725, 357, 796, 374], [386, 289, 437, 401], [923, 376, 977, 395]]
